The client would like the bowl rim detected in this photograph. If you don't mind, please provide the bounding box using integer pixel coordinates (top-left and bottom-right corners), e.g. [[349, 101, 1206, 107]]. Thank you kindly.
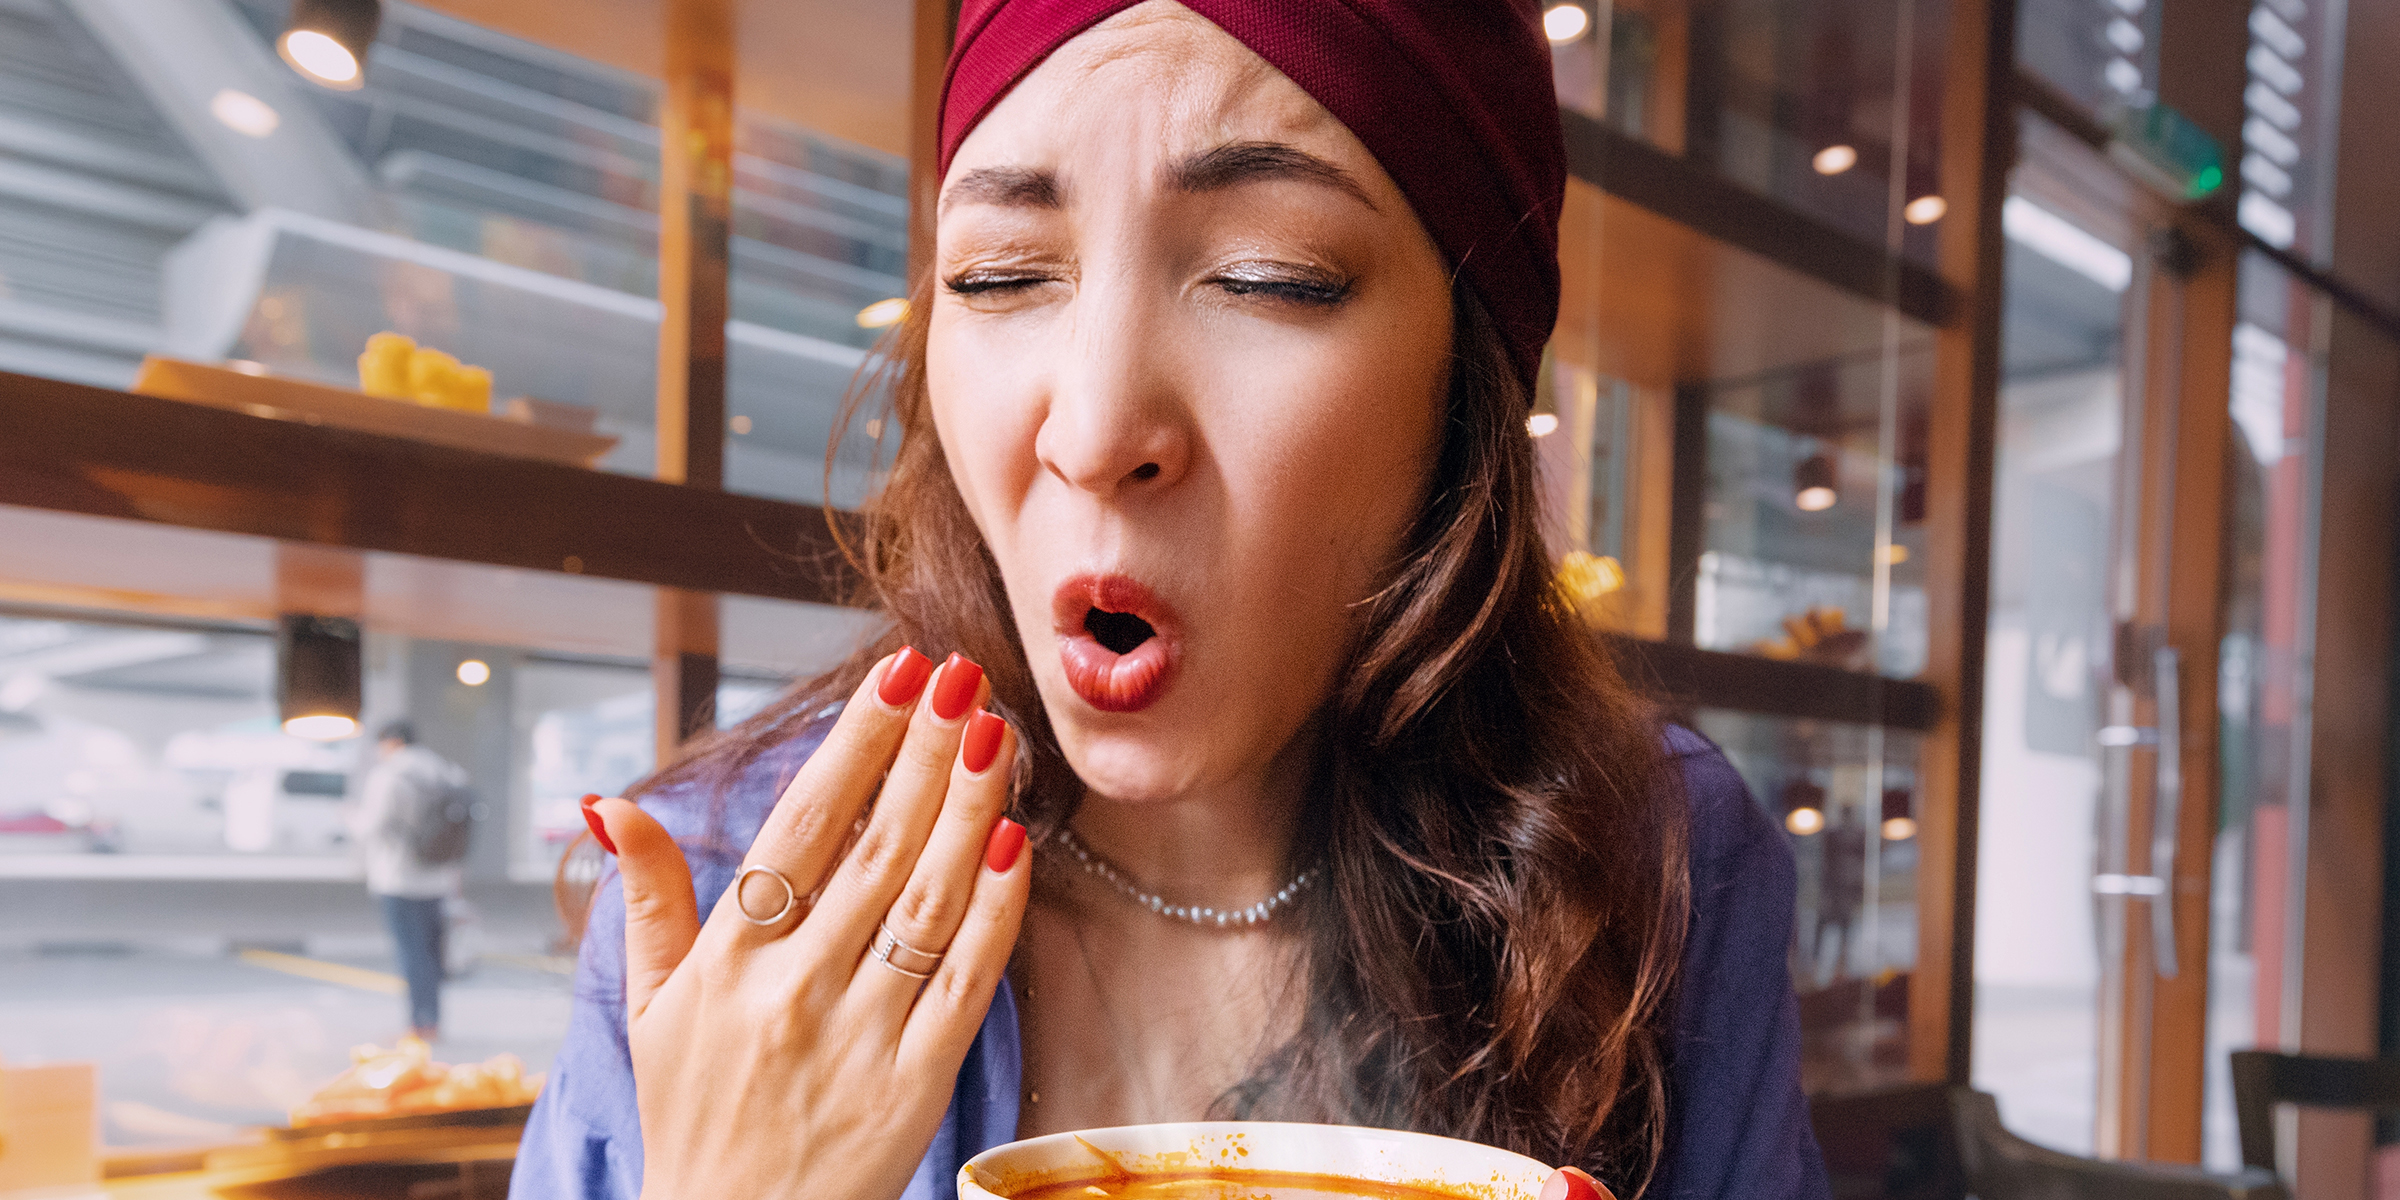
[[956, 1120, 1554, 1200]]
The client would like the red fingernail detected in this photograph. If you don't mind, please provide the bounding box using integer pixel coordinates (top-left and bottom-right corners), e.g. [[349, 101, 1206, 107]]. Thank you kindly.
[[580, 795, 617, 855], [931, 653, 983, 721], [963, 709, 1007, 775], [1541, 1168, 1608, 1200], [878, 646, 932, 707], [984, 818, 1026, 873]]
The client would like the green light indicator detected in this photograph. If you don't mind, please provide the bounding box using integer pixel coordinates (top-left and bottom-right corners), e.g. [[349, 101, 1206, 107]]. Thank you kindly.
[[2109, 103, 2227, 202]]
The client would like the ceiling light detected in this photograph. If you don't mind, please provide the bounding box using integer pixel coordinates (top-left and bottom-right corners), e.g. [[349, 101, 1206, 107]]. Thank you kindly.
[[1882, 816, 1919, 841], [1527, 412, 1560, 437], [1786, 807, 1825, 836], [456, 659, 491, 687], [1812, 144, 1857, 175], [209, 89, 280, 138], [1904, 195, 1948, 224], [856, 298, 910, 328], [1543, 4, 1590, 43], [278, 0, 380, 91], [729, 414, 753, 435], [1794, 452, 1839, 512], [278, 615, 361, 740]]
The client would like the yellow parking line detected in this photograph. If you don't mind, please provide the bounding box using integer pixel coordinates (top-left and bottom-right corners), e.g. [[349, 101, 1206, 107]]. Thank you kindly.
[[235, 948, 404, 995]]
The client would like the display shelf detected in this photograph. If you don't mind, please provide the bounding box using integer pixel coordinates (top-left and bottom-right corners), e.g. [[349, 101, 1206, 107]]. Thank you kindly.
[[0, 369, 857, 606]]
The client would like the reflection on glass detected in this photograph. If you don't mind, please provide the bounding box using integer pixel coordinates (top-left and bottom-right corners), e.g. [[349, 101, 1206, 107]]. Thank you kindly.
[[1697, 709, 1921, 1096], [1556, 0, 1948, 260], [2232, 0, 2341, 257], [2017, 0, 2157, 118], [0, 0, 905, 505], [1542, 356, 1672, 638], [1970, 175, 2128, 1155], [1696, 349, 1931, 677], [2199, 252, 2324, 1169]]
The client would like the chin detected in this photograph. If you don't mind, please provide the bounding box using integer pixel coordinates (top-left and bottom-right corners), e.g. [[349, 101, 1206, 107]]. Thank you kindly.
[[1043, 703, 1208, 804]]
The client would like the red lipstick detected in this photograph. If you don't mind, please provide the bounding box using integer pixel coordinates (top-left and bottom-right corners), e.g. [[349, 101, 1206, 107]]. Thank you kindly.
[[1053, 574, 1182, 713]]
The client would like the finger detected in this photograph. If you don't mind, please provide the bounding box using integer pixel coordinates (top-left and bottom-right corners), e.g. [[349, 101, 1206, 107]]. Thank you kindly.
[[1540, 1167, 1614, 1200], [800, 653, 988, 961], [712, 647, 932, 940], [855, 709, 1016, 1005], [900, 809, 1029, 1066], [589, 796, 697, 1021]]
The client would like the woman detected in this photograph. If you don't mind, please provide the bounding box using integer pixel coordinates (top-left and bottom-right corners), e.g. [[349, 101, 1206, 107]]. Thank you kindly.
[[515, 2, 1823, 1198]]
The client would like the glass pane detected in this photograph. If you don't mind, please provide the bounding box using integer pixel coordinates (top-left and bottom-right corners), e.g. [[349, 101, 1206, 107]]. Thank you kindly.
[[1696, 709, 1923, 1096], [2198, 251, 2330, 1169], [1551, 0, 1951, 264], [1969, 131, 2135, 1155], [0, 507, 877, 1144], [2232, 0, 2343, 264], [2017, 0, 2157, 118], [1540, 355, 1674, 638], [1696, 347, 1933, 676]]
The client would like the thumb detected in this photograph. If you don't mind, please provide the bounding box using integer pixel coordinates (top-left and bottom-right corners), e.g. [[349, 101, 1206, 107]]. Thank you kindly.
[[584, 796, 697, 1021], [1539, 1167, 1614, 1200]]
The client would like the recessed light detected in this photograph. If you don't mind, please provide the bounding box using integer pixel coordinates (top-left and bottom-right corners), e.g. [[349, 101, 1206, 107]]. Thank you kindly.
[[1543, 4, 1590, 43], [1812, 144, 1857, 175], [1904, 195, 1948, 224]]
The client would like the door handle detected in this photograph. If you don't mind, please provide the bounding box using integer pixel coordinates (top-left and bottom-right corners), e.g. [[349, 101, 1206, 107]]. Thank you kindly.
[[2148, 645, 2182, 979], [2087, 646, 2182, 978]]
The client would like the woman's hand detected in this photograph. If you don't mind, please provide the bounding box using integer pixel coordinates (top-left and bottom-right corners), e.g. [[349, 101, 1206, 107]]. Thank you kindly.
[[582, 649, 1031, 1200]]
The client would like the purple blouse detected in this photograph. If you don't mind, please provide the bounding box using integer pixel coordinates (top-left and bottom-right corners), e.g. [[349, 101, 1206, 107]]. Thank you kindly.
[[510, 723, 1827, 1199]]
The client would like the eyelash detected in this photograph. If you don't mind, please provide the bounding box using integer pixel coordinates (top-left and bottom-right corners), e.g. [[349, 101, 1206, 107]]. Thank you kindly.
[[940, 266, 1351, 307]]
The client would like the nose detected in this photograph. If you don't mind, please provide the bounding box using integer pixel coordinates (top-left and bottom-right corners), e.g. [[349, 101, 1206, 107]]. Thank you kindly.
[[1033, 282, 1192, 500]]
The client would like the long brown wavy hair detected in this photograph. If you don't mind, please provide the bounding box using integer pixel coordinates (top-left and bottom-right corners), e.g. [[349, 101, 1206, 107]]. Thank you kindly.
[[630, 275, 1691, 1193]]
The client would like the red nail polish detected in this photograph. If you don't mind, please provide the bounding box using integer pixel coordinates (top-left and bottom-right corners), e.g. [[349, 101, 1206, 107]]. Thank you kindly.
[[931, 653, 983, 721], [1541, 1169, 1608, 1200], [963, 709, 1007, 774], [878, 646, 932, 707], [984, 817, 1026, 873], [580, 795, 617, 855]]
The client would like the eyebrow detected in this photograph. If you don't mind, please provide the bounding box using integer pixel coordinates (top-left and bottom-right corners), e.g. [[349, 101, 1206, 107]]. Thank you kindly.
[[938, 141, 1376, 216], [1167, 141, 1376, 210], [941, 166, 1062, 214]]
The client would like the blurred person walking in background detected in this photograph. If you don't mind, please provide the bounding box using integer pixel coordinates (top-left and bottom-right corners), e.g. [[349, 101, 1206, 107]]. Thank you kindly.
[[349, 720, 473, 1042]]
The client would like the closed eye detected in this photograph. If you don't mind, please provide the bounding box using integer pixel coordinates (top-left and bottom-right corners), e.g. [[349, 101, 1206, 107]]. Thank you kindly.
[[942, 269, 1056, 296], [1211, 264, 1351, 307]]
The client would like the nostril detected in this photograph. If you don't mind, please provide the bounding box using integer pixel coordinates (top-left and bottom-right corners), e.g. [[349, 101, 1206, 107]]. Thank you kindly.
[[1129, 462, 1161, 481]]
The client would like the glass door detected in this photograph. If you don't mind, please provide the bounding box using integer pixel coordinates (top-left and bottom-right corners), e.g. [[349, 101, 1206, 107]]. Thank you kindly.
[[1971, 110, 2221, 1157]]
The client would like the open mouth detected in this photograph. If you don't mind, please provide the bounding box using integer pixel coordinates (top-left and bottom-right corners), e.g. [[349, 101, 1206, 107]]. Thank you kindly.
[[1053, 575, 1181, 713]]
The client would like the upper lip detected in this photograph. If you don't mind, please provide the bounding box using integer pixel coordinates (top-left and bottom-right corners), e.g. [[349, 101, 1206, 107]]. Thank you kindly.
[[1052, 573, 1180, 640]]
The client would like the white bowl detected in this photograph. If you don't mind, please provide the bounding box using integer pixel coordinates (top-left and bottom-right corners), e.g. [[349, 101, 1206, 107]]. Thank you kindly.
[[957, 1121, 1555, 1200]]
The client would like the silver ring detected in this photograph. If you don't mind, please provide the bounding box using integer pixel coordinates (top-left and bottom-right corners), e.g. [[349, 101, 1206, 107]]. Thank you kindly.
[[734, 865, 799, 927], [870, 921, 943, 979]]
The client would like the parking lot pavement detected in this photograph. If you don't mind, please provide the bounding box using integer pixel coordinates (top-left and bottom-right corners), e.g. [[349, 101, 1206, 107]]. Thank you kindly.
[[0, 945, 576, 1146]]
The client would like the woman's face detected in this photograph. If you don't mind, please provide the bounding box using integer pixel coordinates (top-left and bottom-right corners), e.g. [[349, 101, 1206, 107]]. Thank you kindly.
[[928, 0, 1452, 805]]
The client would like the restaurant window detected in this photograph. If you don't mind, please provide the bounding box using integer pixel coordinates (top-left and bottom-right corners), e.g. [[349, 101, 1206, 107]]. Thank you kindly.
[[1697, 708, 1924, 1096], [0, 0, 906, 507], [1548, 0, 1952, 265]]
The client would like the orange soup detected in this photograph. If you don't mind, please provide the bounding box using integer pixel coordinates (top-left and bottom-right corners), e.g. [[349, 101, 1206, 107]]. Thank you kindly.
[[1009, 1171, 1484, 1200]]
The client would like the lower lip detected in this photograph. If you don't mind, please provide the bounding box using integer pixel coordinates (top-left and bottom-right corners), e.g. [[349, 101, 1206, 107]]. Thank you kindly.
[[1055, 578, 1181, 714]]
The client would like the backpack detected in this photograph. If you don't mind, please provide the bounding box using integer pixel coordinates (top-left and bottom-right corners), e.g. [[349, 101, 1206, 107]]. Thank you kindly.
[[396, 774, 476, 865]]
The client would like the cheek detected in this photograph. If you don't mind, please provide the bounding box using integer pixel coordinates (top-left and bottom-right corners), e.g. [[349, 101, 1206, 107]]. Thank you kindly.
[[926, 322, 1044, 536]]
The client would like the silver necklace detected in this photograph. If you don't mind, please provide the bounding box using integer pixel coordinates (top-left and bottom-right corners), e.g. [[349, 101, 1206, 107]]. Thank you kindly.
[[1051, 826, 1318, 927]]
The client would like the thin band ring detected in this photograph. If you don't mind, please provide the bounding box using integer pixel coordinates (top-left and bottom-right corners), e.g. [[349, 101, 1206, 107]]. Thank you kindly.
[[734, 864, 800, 927], [871, 921, 944, 979]]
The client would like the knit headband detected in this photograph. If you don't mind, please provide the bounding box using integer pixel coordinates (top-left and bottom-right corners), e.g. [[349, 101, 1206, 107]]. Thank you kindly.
[[938, 0, 1566, 400]]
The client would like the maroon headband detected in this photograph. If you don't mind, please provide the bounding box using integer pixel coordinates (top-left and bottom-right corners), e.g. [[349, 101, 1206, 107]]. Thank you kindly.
[[939, 0, 1565, 401]]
